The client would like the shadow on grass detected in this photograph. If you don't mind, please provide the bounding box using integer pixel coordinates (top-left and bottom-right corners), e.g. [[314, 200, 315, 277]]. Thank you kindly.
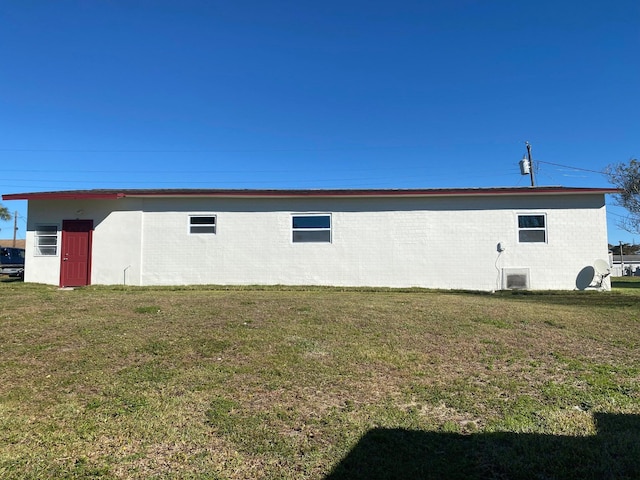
[[0, 276, 23, 283], [469, 276, 640, 308], [326, 413, 640, 480], [612, 278, 640, 289]]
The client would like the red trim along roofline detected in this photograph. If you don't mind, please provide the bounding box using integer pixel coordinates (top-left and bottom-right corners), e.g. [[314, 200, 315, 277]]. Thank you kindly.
[[2, 186, 619, 201]]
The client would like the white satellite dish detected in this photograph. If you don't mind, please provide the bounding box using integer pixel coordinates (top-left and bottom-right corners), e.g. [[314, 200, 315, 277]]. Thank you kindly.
[[594, 259, 610, 275], [593, 259, 611, 289]]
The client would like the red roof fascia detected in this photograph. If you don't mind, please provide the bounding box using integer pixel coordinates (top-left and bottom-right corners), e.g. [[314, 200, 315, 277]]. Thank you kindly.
[[127, 187, 618, 197], [2, 187, 619, 201], [2, 191, 126, 201]]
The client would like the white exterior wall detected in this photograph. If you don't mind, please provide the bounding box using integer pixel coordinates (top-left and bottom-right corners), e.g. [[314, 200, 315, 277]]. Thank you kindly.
[[22, 193, 611, 291], [24, 199, 144, 286]]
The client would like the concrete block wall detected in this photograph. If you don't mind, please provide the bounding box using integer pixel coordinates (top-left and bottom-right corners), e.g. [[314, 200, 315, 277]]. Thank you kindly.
[[23, 193, 611, 291]]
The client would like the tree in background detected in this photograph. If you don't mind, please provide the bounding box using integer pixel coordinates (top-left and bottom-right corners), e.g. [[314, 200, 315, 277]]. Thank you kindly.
[[606, 159, 640, 234], [0, 204, 11, 221]]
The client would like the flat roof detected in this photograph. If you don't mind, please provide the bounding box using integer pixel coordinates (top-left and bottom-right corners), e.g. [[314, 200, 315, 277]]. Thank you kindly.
[[2, 186, 618, 201]]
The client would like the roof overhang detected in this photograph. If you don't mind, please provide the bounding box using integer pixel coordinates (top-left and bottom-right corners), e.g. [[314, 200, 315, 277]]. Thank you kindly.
[[2, 186, 619, 201]]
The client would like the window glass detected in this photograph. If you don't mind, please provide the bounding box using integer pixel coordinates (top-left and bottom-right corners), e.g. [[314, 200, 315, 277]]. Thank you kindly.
[[519, 230, 546, 243], [292, 214, 331, 243], [35, 225, 59, 255], [293, 230, 332, 243], [518, 215, 545, 229], [189, 216, 216, 234], [518, 214, 546, 243], [293, 216, 331, 229], [38, 237, 58, 246]]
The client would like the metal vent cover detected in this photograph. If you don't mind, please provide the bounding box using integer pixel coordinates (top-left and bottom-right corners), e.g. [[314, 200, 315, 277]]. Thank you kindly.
[[503, 268, 530, 290]]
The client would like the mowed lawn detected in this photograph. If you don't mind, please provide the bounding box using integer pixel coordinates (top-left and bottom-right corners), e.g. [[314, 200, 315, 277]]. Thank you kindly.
[[1, 279, 639, 479]]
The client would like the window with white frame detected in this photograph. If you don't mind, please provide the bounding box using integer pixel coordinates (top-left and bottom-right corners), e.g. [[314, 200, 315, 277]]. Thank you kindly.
[[35, 225, 59, 255], [292, 214, 331, 243], [518, 214, 546, 243], [189, 215, 216, 234]]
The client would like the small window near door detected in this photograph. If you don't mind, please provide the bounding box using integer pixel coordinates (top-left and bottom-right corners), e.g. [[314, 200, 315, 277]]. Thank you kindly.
[[35, 225, 59, 255], [189, 215, 216, 234], [518, 214, 546, 243]]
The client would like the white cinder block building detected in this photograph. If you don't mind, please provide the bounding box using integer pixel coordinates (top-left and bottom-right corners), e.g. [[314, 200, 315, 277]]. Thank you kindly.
[[2, 187, 614, 291]]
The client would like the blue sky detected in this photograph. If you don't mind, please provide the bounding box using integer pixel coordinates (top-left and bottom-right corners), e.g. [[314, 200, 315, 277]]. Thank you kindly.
[[1, 1, 638, 244]]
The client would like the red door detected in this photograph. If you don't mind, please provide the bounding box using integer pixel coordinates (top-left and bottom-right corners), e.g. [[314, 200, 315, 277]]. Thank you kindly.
[[60, 220, 93, 287]]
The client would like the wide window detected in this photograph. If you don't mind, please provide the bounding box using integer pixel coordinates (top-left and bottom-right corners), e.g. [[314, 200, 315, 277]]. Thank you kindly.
[[292, 214, 331, 243], [518, 214, 546, 243], [189, 216, 216, 234], [35, 225, 59, 255]]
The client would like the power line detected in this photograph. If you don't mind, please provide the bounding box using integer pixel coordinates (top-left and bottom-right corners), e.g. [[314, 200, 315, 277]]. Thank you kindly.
[[0, 145, 435, 153], [537, 160, 605, 175], [607, 210, 631, 220]]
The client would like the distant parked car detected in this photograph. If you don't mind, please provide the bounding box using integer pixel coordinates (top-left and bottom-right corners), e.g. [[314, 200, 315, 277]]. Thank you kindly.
[[0, 247, 25, 278]]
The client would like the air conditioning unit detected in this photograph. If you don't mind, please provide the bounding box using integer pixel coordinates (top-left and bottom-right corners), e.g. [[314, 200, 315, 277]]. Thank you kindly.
[[502, 268, 530, 290]]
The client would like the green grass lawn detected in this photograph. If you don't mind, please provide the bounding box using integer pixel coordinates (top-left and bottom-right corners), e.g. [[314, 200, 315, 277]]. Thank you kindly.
[[0, 280, 639, 479]]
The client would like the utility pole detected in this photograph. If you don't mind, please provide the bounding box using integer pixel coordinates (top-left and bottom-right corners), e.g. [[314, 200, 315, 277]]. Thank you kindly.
[[525, 142, 536, 187], [12, 211, 18, 247]]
